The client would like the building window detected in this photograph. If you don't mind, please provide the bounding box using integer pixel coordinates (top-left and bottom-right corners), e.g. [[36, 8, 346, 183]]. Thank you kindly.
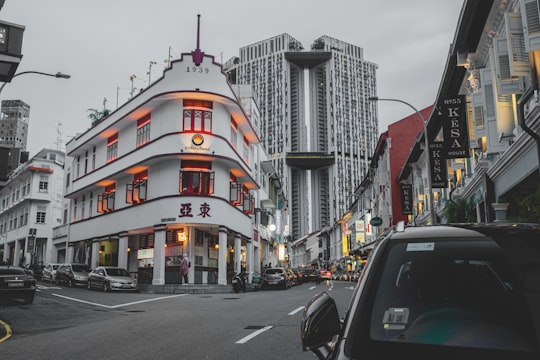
[[230, 117, 238, 149], [81, 195, 86, 219], [243, 135, 249, 163], [76, 156, 80, 178], [183, 110, 212, 132], [73, 198, 78, 221], [84, 151, 88, 175], [106, 133, 118, 163], [97, 184, 115, 213], [89, 192, 93, 218], [126, 170, 148, 204], [36, 206, 46, 224], [229, 174, 243, 206], [183, 99, 212, 133], [136, 115, 151, 147], [243, 193, 255, 214], [92, 146, 96, 171], [179, 161, 214, 195], [39, 175, 49, 192]]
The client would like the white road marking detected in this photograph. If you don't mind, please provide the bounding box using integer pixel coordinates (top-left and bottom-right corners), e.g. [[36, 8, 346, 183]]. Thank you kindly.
[[37, 285, 61, 290], [288, 306, 305, 316], [51, 293, 188, 309], [236, 326, 273, 344]]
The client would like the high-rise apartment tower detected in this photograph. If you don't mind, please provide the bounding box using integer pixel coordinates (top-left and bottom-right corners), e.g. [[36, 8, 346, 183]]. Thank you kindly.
[[0, 99, 30, 186], [227, 34, 379, 242]]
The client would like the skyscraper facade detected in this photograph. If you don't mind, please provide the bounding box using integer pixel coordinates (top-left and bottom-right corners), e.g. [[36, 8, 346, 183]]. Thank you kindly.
[[232, 34, 378, 243]]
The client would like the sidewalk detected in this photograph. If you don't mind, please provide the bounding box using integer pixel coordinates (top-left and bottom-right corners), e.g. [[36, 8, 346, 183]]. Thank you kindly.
[[138, 283, 234, 294]]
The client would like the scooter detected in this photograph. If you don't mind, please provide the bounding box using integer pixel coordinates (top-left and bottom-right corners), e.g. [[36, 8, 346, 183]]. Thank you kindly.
[[232, 272, 261, 293]]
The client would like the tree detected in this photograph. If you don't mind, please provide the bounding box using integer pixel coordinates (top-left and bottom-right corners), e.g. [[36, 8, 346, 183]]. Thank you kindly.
[[444, 198, 476, 223]]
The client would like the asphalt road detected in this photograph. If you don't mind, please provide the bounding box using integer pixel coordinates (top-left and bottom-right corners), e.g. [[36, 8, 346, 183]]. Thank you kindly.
[[0, 279, 357, 359]]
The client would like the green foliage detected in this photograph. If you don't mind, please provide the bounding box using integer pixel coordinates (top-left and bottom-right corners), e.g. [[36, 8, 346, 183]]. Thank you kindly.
[[520, 184, 540, 222], [444, 198, 476, 223], [87, 98, 111, 127]]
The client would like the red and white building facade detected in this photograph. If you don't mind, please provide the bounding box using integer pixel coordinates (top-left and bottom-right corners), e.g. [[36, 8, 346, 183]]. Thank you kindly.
[[61, 43, 268, 286]]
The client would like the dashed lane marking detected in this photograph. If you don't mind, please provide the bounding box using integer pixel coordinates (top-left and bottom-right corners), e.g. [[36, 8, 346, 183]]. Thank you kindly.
[[236, 325, 273, 344], [288, 306, 305, 316]]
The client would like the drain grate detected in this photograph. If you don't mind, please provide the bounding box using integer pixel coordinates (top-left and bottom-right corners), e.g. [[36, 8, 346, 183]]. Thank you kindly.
[[223, 297, 240, 300], [244, 325, 265, 330]]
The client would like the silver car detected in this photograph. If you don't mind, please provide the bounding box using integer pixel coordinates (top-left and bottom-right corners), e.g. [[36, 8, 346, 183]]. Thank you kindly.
[[87, 266, 138, 292], [41, 263, 61, 283]]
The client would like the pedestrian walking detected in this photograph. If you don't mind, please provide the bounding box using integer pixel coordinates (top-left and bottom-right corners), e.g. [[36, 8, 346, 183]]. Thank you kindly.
[[181, 254, 189, 285]]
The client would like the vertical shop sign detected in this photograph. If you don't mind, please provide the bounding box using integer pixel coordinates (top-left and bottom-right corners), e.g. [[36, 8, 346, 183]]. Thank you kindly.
[[400, 184, 413, 215], [430, 141, 447, 188], [440, 95, 469, 159]]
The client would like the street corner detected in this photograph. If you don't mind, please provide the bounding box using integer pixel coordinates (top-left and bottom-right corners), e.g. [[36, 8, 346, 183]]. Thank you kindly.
[[0, 318, 12, 342]]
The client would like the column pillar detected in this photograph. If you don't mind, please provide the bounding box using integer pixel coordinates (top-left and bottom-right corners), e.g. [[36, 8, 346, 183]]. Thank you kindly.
[[152, 225, 166, 285], [91, 240, 100, 269], [218, 226, 228, 285], [117, 231, 129, 269], [491, 203, 510, 222], [254, 240, 260, 273], [234, 234, 241, 274], [246, 240, 253, 282]]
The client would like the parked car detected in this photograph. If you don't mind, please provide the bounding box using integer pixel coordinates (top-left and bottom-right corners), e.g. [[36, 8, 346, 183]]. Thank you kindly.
[[319, 268, 332, 280], [56, 263, 90, 287], [87, 266, 138, 291], [301, 222, 540, 359], [261, 267, 291, 290], [41, 263, 61, 283], [0, 265, 36, 304], [301, 268, 320, 282]]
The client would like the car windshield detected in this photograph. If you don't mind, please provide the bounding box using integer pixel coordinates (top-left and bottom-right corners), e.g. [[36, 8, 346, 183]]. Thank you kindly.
[[265, 269, 283, 275], [368, 239, 538, 352], [105, 268, 131, 277], [72, 265, 90, 273]]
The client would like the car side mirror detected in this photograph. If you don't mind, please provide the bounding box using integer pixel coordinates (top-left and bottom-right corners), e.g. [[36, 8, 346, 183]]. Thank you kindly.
[[300, 291, 341, 359]]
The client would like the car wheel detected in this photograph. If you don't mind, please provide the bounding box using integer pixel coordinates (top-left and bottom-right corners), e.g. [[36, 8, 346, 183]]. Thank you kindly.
[[68, 279, 73, 287], [55, 277, 60, 285], [25, 294, 35, 304], [103, 282, 110, 292]]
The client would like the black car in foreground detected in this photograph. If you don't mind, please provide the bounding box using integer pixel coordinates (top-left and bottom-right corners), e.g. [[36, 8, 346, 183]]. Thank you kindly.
[[301, 222, 540, 360], [0, 265, 37, 304]]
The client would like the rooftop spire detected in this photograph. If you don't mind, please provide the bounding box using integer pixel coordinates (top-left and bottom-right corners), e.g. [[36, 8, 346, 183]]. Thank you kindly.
[[191, 14, 205, 66]]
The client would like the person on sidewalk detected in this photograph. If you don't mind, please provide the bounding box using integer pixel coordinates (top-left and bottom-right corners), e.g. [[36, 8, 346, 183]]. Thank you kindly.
[[181, 254, 189, 285]]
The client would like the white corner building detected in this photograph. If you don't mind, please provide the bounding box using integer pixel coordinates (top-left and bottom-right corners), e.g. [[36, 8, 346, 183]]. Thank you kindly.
[[61, 33, 267, 286]]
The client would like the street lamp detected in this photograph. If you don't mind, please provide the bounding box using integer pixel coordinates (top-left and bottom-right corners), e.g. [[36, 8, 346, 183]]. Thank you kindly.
[[368, 96, 436, 225], [0, 70, 71, 95]]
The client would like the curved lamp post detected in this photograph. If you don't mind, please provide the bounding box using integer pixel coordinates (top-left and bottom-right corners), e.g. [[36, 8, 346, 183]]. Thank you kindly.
[[368, 96, 436, 225], [0, 71, 71, 95]]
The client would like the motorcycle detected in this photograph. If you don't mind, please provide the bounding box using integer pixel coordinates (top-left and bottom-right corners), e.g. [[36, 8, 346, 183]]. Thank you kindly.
[[232, 272, 261, 293]]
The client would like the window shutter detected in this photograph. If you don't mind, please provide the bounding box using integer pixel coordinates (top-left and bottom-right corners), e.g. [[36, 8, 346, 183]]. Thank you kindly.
[[521, 0, 540, 51], [492, 39, 524, 95], [505, 12, 529, 76]]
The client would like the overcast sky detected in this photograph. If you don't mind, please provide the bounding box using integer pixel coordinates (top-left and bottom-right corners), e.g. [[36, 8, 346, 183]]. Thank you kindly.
[[1, 0, 463, 157]]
